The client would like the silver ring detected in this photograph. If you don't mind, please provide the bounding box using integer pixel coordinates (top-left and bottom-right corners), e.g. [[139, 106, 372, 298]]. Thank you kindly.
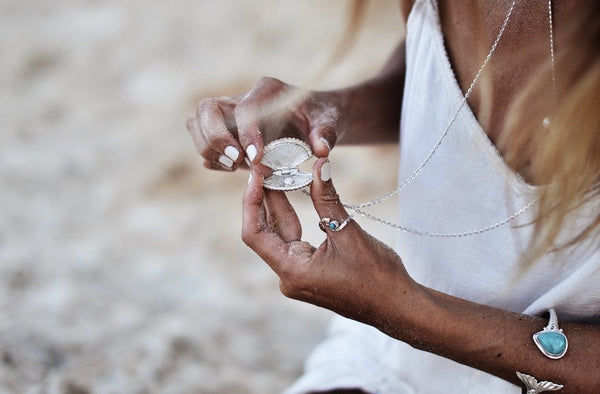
[[516, 371, 563, 393], [319, 216, 353, 232], [532, 308, 568, 359]]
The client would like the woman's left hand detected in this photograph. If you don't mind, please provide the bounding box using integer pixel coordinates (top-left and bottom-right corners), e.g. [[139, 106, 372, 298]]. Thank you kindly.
[[242, 158, 419, 327]]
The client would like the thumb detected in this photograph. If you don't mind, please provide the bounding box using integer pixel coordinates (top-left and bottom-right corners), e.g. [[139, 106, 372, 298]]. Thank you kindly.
[[310, 158, 354, 233], [309, 126, 337, 158]]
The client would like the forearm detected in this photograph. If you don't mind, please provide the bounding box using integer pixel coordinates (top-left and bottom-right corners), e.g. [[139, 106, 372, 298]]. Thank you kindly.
[[378, 284, 600, 393], [327, 40, 406, 145]]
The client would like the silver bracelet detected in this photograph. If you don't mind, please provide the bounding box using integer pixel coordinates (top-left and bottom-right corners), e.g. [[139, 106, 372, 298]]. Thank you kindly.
[[516, 371, 563, 393], [532, 308, 568, 359]]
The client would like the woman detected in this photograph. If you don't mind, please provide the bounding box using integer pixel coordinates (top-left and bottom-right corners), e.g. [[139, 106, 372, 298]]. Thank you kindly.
[[187, 0, 600, 392]]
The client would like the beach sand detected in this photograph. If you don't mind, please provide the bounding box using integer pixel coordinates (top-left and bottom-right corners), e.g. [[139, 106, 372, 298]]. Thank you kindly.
[[0, 1, 402, 392]]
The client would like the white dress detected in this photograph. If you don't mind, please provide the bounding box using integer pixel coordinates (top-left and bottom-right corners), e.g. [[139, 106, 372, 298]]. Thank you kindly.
[[285, 0, 600, 393]]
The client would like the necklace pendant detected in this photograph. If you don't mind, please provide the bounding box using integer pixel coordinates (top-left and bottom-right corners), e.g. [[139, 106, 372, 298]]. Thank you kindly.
[[543, 117, 552, 130]]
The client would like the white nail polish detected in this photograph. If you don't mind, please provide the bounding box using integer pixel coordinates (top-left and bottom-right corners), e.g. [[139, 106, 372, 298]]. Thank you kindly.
[[248, 172, 253, 184], [246, 144, 257, 162], [218, 155, 234, 168], [224, 145, 240, 161], [321, 162, 331, 182], [319, 137, 331, 152]]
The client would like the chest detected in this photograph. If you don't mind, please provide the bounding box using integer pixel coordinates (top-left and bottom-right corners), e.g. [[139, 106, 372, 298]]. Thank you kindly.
[[436, 0, 559, 185]]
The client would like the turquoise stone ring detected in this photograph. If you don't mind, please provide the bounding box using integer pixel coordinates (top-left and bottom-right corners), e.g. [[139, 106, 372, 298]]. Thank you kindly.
[[319, 216, 353, 233], [532, 309, 568, 360]]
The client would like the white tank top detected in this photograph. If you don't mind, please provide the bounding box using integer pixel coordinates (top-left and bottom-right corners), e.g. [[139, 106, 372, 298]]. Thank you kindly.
[[392, 0, 600, 390], [286, 1, 599, 392], [398, 0, 599, 320]]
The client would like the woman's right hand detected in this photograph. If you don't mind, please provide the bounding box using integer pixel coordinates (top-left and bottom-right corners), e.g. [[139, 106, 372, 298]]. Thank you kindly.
[[186, 76, 345, 171]]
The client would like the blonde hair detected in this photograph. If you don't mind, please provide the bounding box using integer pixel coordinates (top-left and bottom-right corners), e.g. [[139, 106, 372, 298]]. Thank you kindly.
[[504, 2, 600, 266]]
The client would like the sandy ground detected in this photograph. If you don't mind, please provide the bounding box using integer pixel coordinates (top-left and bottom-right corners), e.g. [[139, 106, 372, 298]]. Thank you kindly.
[[0, 1, 403, 393]]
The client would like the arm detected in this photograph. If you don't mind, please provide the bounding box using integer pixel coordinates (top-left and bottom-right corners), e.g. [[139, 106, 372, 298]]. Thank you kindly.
[[242, 159, 600, 394], [382, 286, 600, 393], [332, 40, 406, 145]]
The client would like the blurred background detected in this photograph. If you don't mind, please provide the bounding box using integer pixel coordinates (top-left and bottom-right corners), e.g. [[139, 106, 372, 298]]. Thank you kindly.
[[0, 1, 403, 393]]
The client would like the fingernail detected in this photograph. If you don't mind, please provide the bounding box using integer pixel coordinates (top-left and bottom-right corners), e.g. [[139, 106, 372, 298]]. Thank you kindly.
[[319, 137, 331, 152], [321, 162, 331, 182], [246, 144, 257, 162], [224, 145, 240, 161], [248, 172, 253, 184], [218, 155, 234, 168]]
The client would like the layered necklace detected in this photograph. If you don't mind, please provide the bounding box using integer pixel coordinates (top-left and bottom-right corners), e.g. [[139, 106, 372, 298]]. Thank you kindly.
[[263, 0, 557, 237], [342, 0, 559, 237]]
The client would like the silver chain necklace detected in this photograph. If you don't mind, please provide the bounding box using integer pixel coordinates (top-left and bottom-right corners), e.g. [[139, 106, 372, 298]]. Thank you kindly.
[[336, 0, 555, 237]]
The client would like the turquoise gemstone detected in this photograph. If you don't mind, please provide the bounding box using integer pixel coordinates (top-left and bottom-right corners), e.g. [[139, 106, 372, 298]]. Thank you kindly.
[[536, 331, 567, 355], [329, 222, 338, 230]]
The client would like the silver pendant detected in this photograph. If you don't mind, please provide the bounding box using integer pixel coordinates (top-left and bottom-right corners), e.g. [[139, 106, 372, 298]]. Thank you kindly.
[[261, 138, 313, 191]]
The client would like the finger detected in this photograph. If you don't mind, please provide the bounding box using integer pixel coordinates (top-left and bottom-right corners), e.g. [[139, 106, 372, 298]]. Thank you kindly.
[[310, 158, 354, 233], [234, 96, 264, 165], [203, 159, 234, 172], [241, 169, 289, 270], [309, 125, 337, 158], [197, 98, 244, 166], [264, 189, 302, 242], [187, 110, 237, 169], [235, 76, 290, 164]]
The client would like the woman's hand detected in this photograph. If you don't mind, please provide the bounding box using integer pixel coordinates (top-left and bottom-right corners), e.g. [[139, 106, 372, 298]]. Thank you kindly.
[[242, 157, 600, 394], [186, 40, 406, 171], [241, 158, 418, 327], [186, 77, 344, 171]]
